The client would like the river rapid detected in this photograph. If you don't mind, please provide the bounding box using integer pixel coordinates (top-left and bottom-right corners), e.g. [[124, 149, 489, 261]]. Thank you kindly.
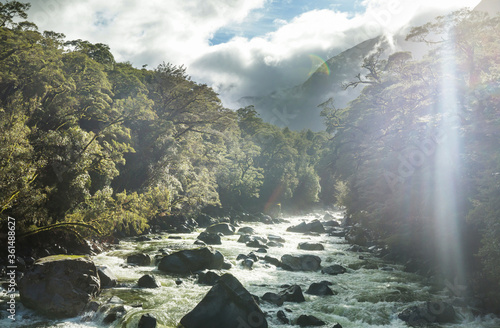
[[3, 211, 500, 327]]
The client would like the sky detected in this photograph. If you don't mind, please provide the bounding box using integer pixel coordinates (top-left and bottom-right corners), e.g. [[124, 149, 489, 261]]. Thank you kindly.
[[26, 0, 482, 108]]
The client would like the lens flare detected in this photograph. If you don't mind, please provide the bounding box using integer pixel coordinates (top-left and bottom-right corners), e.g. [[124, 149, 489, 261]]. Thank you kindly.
[[432, 25, 465, 282], [308, 54, 330, 76]]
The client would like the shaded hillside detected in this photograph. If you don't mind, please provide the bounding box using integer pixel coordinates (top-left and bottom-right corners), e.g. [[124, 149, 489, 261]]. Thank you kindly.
[[239, 36, 385, 131]]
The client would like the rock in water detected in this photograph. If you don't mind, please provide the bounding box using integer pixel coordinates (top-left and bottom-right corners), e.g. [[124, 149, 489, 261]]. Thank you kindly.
[[205, 223, 236, 235], [197, 231, 222, 245], [19, 255, 100, 318], [321, 264, 347, 275], [398, 301, 456, 326], [296, 314, 326, 326], [237, 226, 256, 235], [138, 274, 161, 288], [158, 247, 224, 274], [286, 220, 325, 233], [305, 282, 335, 296], [280, 285, 305, 303], [262, 292, 284, 306], [97, 266, 117, 288], [281, 254, 321, 271], [298, 242, 325, 251], [277, 310, 290, 324], [127, 253, 151, 266], [138, 313, 157, 328], [180, 273, 268, 328]]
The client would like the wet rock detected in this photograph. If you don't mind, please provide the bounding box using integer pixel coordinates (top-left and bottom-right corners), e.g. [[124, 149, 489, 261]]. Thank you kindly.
[[138, 274, 161, 288], [281, 254, 321, 271], [237, 227, 256, 235], [136, 235, 152, 242], [267, 241, 284, 248], [332, 323, 343, 328], [280, 285, 305, 303], [345, 227, 370, 246], [256, 248, 267, 253], [306, 282, 335, 296], [246, 240, 268, 249], [296, 314, 326, 326], [158, 247, 225, 274], [263, 255, 286, 269], [175, 278, 183, 285], [222, 261, 232, 270], [19, 255, 100, 318], [298, 242, 325, 251], [180, 273, 268, 328], [138, 313, 157, 328], [287, 220, 325, 233], [127, 253, 151, 266], [195, 213, 217, 228], [322, 265, 347, 276], [347, 245, 366, 252], [102, 304, 126, 324], [268, 234, 286, 243], [194, 239, 207, 246], [258, 213, 274, 224], [277, 310, 290, 324], [238, 234, 254, 243], [198, 271, 221, 286], [262, 292, 284, 306], [242, 259, 254, 269], [197, 231, 222, 245], [323, 220, 340, 227], [238, 252, 258, 262], [205, 223, 236, 235], [398, 301, 456, 326], [329, 230, 345, 237], [97, 266, 117, 288]]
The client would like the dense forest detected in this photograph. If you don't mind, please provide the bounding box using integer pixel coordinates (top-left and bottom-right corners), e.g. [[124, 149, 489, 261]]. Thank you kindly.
[[1, 0, 499, 314]]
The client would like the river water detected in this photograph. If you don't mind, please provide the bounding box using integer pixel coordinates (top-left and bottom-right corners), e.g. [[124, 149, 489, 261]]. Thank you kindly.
[[3, 211, 500, 327]]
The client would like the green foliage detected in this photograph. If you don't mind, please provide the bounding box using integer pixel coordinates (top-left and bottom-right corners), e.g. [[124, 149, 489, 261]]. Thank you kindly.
[[66, 186, 169, 237], [0, 3, 327, 236]]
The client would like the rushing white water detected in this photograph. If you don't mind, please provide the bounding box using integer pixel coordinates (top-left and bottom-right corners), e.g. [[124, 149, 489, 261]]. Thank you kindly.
[[2, 212, 500, 327]]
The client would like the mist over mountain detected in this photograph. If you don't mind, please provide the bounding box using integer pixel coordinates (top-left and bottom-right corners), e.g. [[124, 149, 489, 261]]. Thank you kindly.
[[239, 0, 492, 131], [239, 36, 386, 131]]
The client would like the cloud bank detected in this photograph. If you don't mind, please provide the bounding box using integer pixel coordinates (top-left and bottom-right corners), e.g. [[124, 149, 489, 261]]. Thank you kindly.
[[27, 0, 481, 108]]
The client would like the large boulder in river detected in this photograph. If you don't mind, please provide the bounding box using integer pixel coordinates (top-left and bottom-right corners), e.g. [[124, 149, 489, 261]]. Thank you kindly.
[[298, 242, 324, 251], [321, 264, 347, 275], [158, 247, 224, 274], [305, 282, 335, 296], [286, 220, 325, 233], [237, 226, 256, 235], [281, 254, 321, 271], [280, 285, 305, 303], [138, 274, 161, 288], [19, 255, 100, 318], [180, 273, 268, 328], [97, 266, 117, 288], [296, 314, 326, 326], [197, 231, 222, 245], [127, 253, 151, 266], [398, 301, 456, 326], [205, 223, 236, 235]]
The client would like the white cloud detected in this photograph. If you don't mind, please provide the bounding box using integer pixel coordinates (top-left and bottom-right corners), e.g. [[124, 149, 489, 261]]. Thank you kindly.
[[26, 0, 482, 108]]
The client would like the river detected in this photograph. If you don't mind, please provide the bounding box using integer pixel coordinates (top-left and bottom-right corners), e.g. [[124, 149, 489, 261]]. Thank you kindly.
[[3, 211, 500, 327]]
